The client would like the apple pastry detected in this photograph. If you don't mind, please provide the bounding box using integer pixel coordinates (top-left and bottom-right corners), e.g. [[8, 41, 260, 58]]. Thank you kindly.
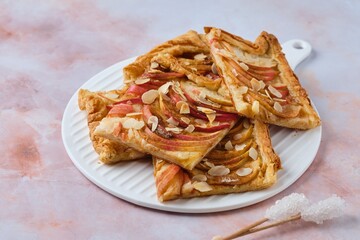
[[153, 118, 281, 201], [78, 89, 147, 164], [205, 27, 321, 129]]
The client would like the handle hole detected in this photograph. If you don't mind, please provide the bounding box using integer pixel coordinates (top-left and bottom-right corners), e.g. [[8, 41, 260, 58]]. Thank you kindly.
[[292, 42, 304, 50]]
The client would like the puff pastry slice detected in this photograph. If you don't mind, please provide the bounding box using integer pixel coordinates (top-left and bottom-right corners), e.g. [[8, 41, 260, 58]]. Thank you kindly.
[[205, 27, 321, 129], [153, 118, 281, 201], [78, 89, 147, 164]]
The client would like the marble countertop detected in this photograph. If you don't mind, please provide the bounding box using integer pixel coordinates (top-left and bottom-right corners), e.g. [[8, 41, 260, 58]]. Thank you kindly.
[[1, 0, 359, 239]]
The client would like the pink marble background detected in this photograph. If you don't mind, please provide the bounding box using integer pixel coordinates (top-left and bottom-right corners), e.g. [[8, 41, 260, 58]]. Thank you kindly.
[[1, 0, 359, 239]]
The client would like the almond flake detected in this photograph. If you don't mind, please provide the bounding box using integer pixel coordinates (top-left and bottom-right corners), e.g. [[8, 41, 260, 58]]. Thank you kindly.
[[124, 79, 133, 84], [238, 86, 248, 95], [135, 78, 150, 85], [206, 113, 216, 124], [208, 165, 230, 176], [249, 147, 258, 160], [236, 168, 253, 177], [148, 116, 159, 131], [231, 68, 239, 76], [243, 119, 250, 129], [193, 181, 213, 192], [184, 124, 195, 133], [211, 63, 218, 74], [250, 78, 261, 92], [104, 93, 119, 99], [225, 140, 234, 150], [142, 90, 159, 104], [123, 118, 145, 130], [190, 67, 197, 72], [211, 121, 220, 126], [252, 100, 260, 114], [184, 61, 190, 66], [195, 119, 207, 125], [274, 102, 283, 112], [125, 112, 143, 117], [150, 61, 159, 69], [268, 85, 282, 98], [158, 81, 173, 95], [239, 62, 249, 71], [194, 53, 207, 61], [204, 161, 215, 168], [265, 89, 273, 100], [259, 80, 266, 89], [165, 127, 183, 133], [233, 133, 243, 141], [176, 101, 190, 114], [235, 143, 246, 151], [166, 117, 179, 126], [192, 174, 207, 182], [182, 181, 194, 193], [197, 106, 216, 114], [180, 117, 190, 124]]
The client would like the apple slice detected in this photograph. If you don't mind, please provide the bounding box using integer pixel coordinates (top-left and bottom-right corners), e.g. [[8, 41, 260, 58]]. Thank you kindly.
[[141, 72, 185, 80], [108, 104, 134, 117]]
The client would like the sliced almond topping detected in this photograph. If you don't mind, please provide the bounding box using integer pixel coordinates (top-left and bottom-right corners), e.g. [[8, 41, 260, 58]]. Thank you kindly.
[[166, 117, 179, 126], [142, 89, 159, 104], [150, 61, 159, 69], [231, 68, 239, 76], [239, 62, 249, 71], [104, 93, 119, 99], [124, 79, 133, 84], [268, 85, 282, 98], [194, 53, 207, 61], [193, 181, 213, 192], [243, 119, 250, 129], [208, 165, 230, 176], [158, 81, 173, 95], [265, 89, 273, 100], [148, 116, 159, 132], [184, 124, 195, 133], [184, 61, 190, 66], [211, 121, 220, 126], [190, 67, 197, 72], [259, 80, 266, 90], [176, 101, 190, 114], [192, 174, 207, 182], [211, 63, 218, 74], [182, 181, 194, 193], [204, 161, 215, 168], [180, 116, 190, 124], [249, 147, 258, 160], [252, 100, 260, 114], [225, 140, 234, 151], [236, 167, 253, 177], [206, 113, 216, 124], [238, 86, 248, 95], [274, 101, 283, 112], [195, 118, 207, 125], [250, 78, 261, 92], [135, 78, 150, 85], [123, 118, 145, 130], [165, 127, 183, 134], [235, 143, 246, 151], [197, 106, 216, 114], [125, 112, 143, 117], [233, 133, 243, 140]]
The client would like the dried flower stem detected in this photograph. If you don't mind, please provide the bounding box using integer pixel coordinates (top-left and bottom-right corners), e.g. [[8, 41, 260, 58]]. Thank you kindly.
[[221, 218, 268, 240]]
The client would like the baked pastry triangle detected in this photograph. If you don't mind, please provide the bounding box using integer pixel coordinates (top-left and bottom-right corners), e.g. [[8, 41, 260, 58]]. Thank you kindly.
[[205, 27, 321, 129], [153, 118, 281, 201]]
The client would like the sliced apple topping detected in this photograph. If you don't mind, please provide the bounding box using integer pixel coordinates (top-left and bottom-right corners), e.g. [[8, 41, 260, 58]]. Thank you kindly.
[[148, 116, 159, 132], [142, 89, 159, 104], [192, 174, 207, 182], [193, 181, 212, 192], [249, 147, 258, 160], [252, 100, 260, 114], [235, 143, 246, 151], [274, 101, 283, 112], [236, 167, 253, 177], [135, 78, 151, 85], [224, 140, 234, 150], [123, 118, 145, 130], [268, 85, 282, 98], [184, 124, 195, 133], [208, 165, 230, 176], [239, 62, 249, 71]]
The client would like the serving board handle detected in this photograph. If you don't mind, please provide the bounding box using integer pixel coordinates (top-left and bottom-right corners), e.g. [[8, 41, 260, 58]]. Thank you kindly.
[[282, 39, 312, 70]]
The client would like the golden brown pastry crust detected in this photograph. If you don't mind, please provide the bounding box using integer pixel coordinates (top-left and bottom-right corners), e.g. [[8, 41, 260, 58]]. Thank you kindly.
[[78, 89, 146, 164], [153, 118, 280, 201], [205, 27, 321, 129]]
